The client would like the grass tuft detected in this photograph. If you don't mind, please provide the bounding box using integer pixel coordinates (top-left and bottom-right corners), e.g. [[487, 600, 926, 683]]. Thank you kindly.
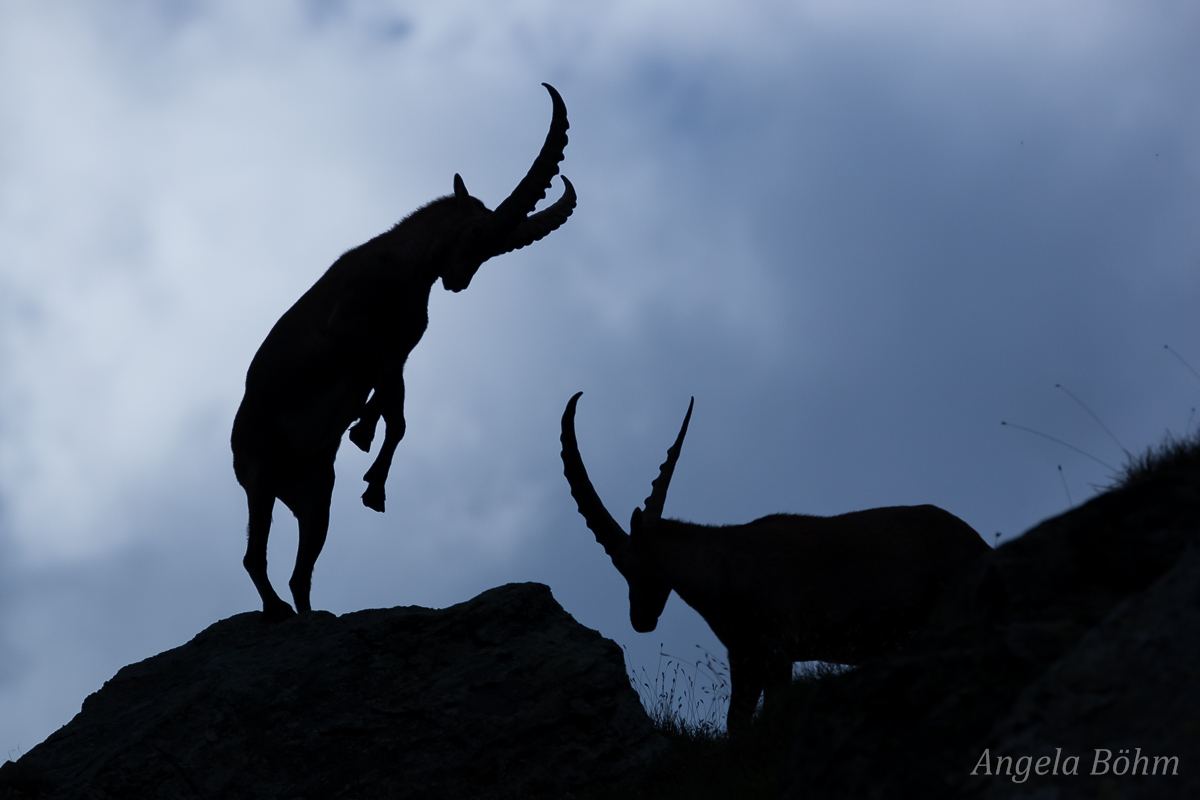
[[626, 646, 730, 736], [610, 654, 846, 799], [1114, 427, 1200, 488]]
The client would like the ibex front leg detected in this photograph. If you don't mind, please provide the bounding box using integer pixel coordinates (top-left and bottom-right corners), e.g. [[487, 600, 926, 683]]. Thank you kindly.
[[348, 391, 381, 452], [727, 650, 768, 734], [361, 371, 405, 512]]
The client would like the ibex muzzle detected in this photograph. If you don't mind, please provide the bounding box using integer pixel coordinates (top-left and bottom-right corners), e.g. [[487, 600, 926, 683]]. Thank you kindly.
[[231, 85, 574, 623], [561, 392, 991, 730]]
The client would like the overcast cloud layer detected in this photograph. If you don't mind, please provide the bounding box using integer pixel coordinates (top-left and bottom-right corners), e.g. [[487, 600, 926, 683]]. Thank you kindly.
[[2, 0, 1198, 755]]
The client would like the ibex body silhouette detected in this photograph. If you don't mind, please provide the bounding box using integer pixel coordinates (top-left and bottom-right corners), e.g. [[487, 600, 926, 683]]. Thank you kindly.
[[232, 85, 574, 622], [560, 392, 990, 730]]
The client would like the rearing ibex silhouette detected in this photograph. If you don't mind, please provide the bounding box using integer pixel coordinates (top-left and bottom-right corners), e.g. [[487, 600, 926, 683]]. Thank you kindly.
[[232, 84, 575, 622], [561, 392, 990, 730]]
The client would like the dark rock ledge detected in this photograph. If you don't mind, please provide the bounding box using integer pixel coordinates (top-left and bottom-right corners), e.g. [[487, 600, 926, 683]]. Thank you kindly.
[[0, 582, 664, 800]]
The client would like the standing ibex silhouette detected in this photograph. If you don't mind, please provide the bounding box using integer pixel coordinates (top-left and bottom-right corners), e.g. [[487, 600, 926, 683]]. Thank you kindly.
[[232, 84, 574, 622], [561, 392, 990, 730]]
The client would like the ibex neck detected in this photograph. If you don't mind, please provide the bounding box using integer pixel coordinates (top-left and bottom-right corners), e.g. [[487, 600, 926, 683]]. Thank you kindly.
[[645, 519, 729, 622]]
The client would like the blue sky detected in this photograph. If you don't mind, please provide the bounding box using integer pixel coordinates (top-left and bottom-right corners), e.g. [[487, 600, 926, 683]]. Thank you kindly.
[[2, 1, 1198, 754]]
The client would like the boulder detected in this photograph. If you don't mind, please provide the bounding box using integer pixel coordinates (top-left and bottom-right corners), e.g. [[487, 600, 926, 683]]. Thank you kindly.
[[0, 582, 663, 799]]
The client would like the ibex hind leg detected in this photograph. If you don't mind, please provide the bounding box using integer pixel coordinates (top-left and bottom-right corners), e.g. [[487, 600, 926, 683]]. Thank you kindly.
[[286, 464, 335, 614], [242, 482, 296, 623]]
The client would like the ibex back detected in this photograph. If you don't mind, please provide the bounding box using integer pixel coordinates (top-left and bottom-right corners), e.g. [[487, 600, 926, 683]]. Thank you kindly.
[[560, 392, 990, 730], [232, 85, 575, 622]]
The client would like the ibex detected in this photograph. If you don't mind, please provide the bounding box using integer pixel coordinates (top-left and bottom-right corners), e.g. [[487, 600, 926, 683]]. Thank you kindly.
[[560, 392, 991, 730], [232, 84, 575, 622]]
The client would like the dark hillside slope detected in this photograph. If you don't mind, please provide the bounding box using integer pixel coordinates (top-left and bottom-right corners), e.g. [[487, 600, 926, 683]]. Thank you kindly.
[[782, 445, 1200, 799]]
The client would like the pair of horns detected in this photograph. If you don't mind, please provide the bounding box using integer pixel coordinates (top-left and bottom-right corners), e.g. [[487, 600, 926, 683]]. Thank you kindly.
[[560, 392, 694, 562], [472, 83, 577, 257]]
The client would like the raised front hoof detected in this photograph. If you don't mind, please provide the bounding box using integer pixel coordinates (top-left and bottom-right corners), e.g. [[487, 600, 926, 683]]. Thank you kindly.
[[348, 421, 375, 452], [362, 483, 386, 512], [261, 600, 297, 623]]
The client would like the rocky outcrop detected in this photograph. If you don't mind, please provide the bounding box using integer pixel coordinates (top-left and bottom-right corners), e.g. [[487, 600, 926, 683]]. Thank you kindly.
[[782, 463, 1200, 800], [0, 582, 664, 800]]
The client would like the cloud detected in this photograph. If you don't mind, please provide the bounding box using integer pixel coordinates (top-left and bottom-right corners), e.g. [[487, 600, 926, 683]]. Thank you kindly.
[[0, 0, 1198, 753]]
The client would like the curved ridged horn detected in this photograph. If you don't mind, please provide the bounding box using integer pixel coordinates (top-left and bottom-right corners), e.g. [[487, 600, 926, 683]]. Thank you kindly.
[[561, 392, 630, 569], [492, 177, 576, 256], [641, 398, 694, 522], [492, 83, 570, 232]]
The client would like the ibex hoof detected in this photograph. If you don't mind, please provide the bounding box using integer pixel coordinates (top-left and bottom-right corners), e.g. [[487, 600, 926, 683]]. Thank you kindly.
[[262, 600, 297, 623], [348, 421, 374, 452], [362, 484, 386, 512]]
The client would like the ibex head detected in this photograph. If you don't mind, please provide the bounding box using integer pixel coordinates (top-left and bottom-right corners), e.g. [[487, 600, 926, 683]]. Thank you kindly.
[[439, 83, 576, 293], [560, 392, 694, 633]]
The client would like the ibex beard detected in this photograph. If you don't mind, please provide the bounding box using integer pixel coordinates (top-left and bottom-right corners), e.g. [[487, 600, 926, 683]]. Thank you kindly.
[[560, 391, 991, 730]]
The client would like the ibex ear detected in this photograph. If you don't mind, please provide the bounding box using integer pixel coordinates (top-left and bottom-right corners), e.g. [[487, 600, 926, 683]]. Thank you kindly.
[[453, 174, 469, 202], [630, 507, 644, 539]]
